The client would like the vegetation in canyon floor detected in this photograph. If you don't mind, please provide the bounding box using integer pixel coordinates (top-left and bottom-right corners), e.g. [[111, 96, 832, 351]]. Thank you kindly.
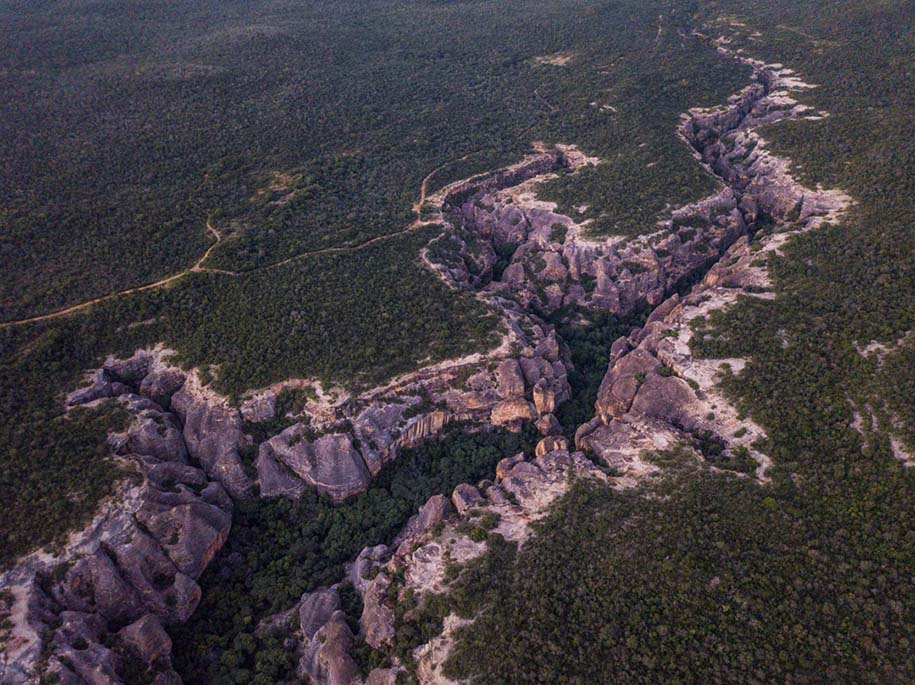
[[433, 1, 915, 682], [0, 0, 746, 565], [170, 426, 536, 684]]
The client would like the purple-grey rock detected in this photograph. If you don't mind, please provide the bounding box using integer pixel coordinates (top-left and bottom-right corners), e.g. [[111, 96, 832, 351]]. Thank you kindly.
[[171, 389, 254, 499]]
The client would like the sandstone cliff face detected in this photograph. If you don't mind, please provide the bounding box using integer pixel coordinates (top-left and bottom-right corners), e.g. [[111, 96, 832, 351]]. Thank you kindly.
[[171, 386, 255, 499], [260, 427, 372, 501], [579, 43, 850, 486], [247, 303, 573, 501], [420, 132, 747, 326], [273, 38, 851, 685], [1, 351, 233, 684]]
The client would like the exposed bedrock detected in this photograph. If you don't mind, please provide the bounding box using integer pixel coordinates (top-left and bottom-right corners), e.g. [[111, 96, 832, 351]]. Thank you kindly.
[[251, 304, 572, 501], [260, 427, 372, 501], [285, 45, 852, 685], [2, 35, 854, 685], [428, 143, 746, 319], [171, 388, 255, 500], [425, 54, 841, 330], [2, 358, 234, 684], [275, 446, 607, 685], [579, 51, 850, 484]]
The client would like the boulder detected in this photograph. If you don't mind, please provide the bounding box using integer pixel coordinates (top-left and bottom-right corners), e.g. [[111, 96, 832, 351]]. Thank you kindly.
[[104, 353, 151, 385], [105, 528, 201, 624], [67, 369, 131, 406], [594, 348, 660, 422], [138, 368, 186, 409], [629, 374, 695, 427], [350, 545, 390, 594], [532, 378, 556, 414], [118, 408, 187, 463], [535, 435, 570, 457], [361, 573, 395, 649], [485, 486, 510, 505], [146, 461, 208, 492], [54, 552, 143, 626], [51, 611, 122, 685], [539, 251, 567, 281], [500, 460, 547, 500], [451, 483, 485, 515], [397, 494, 454, 543], [495, 453, 525, 480], [415, 494, 453, 531], [171, 389, 255, 499], [495, 359, 526, 399], [490, 399, 536, 429], [116, 614, 173, 667], [534, 330, 561, 362], [256, 448, 308, 499], [298, 587, 341, 640], [299, 611, 360, 685], [134, 498, 231, 579], [535, 413, 562, 436], [351, 403, 406, 473], [264, 427, 371, 500]]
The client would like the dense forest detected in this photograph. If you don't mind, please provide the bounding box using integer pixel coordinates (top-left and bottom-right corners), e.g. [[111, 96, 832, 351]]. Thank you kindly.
[[1, 0, 913, 683], [0, 0, 749, 562], [439, 0, 915, 682], [1, 0, 744, 322]]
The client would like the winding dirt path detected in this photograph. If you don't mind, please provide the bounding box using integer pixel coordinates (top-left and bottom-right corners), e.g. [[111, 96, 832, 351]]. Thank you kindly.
[[0, 220, 227, 329], [1, 154, 480, 328], [534, 87, 558, 114]]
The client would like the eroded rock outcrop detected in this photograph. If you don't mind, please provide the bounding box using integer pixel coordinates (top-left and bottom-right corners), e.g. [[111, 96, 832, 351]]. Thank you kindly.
[[292, 37, 852, 685], [3, 28, 853, 685], [1, 350, 232, 684], [428, 148, 744, 321], [171, 383, 254, 500], [245, 303, 572, 501], [578, 41, 849, 485], [254, 445, 606, 685], [259, 426, 372, 501], [295, 588, 361, 685]]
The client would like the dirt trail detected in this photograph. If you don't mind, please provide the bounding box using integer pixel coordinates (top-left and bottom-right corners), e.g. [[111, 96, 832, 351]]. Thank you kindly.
[[1, 220, 224, 329], [534, 88, 558, 113], [1, 156, 476, 328]]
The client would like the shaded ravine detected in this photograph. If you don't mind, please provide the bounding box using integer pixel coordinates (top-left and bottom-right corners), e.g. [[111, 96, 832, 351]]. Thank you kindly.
[[276, 39, 853, 685]]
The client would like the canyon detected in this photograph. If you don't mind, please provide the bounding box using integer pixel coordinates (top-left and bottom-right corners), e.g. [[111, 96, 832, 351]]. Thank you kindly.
[[0, 35, 851, 685]]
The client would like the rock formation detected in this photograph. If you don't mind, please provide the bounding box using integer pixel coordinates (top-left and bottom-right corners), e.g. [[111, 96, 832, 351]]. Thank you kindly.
[[245, 303, 572, 500], [579, 40, 850, 485], [1, 350, 233, 684], [0, 28, 852, 685], [267, 37, 852, 685]]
